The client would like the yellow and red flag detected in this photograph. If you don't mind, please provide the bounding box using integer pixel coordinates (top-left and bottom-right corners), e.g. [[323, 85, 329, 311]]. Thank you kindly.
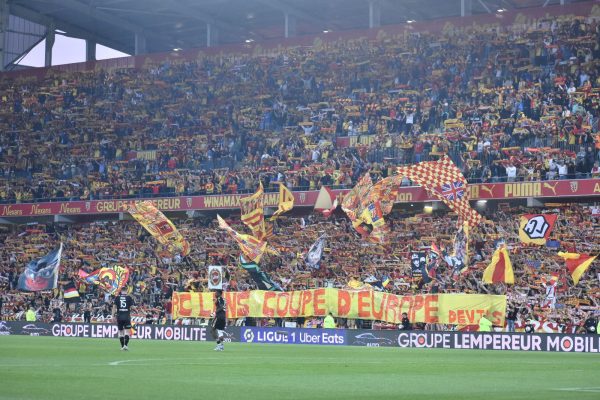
[[271, 183, 294, 219], [397, 156, 482, 227], [367, 224, 391, 245], [341, 174, 403, 243], [128, 201, 190, 256], [557, 252, 597, 285], [518, 214, 558, 245], [239, 182, 266, 240], [341, 173, 373, 222], [264, 222, 274, 239], [368, 175, 403, 215], [217, 215, 267, 264], [78, 266, 130, 295], [359, 201, 385, 228], [482, 246, 514, 284]]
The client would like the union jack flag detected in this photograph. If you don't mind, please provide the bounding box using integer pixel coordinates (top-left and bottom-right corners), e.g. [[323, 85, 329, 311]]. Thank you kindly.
[[397, 156, 482, 227], [440, 181, 465, 201]]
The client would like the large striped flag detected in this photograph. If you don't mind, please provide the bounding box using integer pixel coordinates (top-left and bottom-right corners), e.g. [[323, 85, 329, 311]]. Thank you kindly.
[[63, 281, 81, 303], [264, 222, 274, 239], [128, 201, 190, 256], [217, 215, 267, 264], [239, 182, 266, 240], [78, 266, 130, 295], [397, 156, 482, 227], [557, 252, 597, 285], [482, 246, 514, 284], [271, 183, 294, 219], [518, 214, 558, 245]]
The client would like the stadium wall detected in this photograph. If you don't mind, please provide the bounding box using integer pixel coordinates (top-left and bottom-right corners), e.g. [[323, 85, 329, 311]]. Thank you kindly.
[[2, 322, 599, 353]]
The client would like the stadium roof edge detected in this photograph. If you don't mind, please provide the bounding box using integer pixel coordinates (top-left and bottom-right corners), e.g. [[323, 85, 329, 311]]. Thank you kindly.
[[5, 0, 594, 60]]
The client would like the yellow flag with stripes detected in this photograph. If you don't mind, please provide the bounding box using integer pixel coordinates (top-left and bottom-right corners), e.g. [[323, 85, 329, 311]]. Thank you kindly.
[[239, 182, 266, 239], [217, 215, 267, 264]]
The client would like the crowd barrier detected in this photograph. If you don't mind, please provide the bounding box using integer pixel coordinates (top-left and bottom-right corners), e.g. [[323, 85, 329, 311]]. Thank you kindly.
[[2, 322, 599, 353]]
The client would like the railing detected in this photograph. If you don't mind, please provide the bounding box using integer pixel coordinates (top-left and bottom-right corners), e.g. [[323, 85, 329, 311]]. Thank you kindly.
[[1, 172, 599, 206]]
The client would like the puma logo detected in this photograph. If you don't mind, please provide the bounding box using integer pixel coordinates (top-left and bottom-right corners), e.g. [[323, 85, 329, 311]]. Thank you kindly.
[[543, 182, 558, 195], [480, 185, 495, 196]]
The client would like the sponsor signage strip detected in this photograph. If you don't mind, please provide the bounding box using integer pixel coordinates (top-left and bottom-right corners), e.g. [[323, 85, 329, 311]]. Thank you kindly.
[[391, 331, 600, 353], [240, 327, 346, 345], [2, 179, 599, 218], [3, 322, 599, 353], [1, 321, 235, 342], [172, 290, 507, 326]]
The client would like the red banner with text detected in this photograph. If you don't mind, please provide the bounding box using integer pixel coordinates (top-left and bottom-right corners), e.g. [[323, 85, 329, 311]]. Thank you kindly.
[[2, 179, 599, 218]]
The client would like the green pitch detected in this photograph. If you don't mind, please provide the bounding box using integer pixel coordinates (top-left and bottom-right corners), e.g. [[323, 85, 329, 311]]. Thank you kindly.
[[0, 336, 599, 400]]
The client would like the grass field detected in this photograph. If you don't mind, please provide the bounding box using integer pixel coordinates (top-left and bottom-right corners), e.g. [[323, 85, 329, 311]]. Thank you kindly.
[[1, 336, 599, 400]]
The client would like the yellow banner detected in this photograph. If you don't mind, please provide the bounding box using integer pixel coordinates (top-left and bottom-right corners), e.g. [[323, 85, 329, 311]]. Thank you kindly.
[[128, 201, 189, 256], [217, 215, 266, 263], [272, 183, 294, 218], [172, 289, 506, 326], [239, 182, 265, 239]]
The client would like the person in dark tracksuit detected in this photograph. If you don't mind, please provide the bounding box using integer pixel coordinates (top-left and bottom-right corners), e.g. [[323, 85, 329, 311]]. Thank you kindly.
[[212, 290, 227, 351]]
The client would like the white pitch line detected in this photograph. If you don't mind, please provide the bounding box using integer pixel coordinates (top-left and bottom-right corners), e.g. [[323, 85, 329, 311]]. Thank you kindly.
[[0, 357, 409, 368], [105, 356, 382, 364], [107, 357, 231, 366], [553, 387, 600, 393], [106, 359, 387, 367], [109, 359, 134, 366], [108, 358, 166, 366], [0, 363, 68, 368]]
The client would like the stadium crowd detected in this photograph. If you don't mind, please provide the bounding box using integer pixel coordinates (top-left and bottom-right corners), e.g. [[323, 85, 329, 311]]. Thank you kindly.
[[0, 202, 598, 332], [0, 12, 599, 333], [0, 15, 600, 204]]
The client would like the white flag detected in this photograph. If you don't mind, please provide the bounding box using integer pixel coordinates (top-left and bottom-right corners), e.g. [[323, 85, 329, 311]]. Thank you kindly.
[[305, 235, 326, 269]]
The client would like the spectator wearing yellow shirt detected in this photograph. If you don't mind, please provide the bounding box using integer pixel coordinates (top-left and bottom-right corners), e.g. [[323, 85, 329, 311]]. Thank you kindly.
[[478, 313, 493, 332], [25, 307, 37, 322], [323, 312, 336, 329]]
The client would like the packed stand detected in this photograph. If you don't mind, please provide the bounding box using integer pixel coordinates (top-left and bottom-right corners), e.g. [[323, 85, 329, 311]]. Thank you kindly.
[[0, 202, 598, 332], [1, 17, 600, 203]]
